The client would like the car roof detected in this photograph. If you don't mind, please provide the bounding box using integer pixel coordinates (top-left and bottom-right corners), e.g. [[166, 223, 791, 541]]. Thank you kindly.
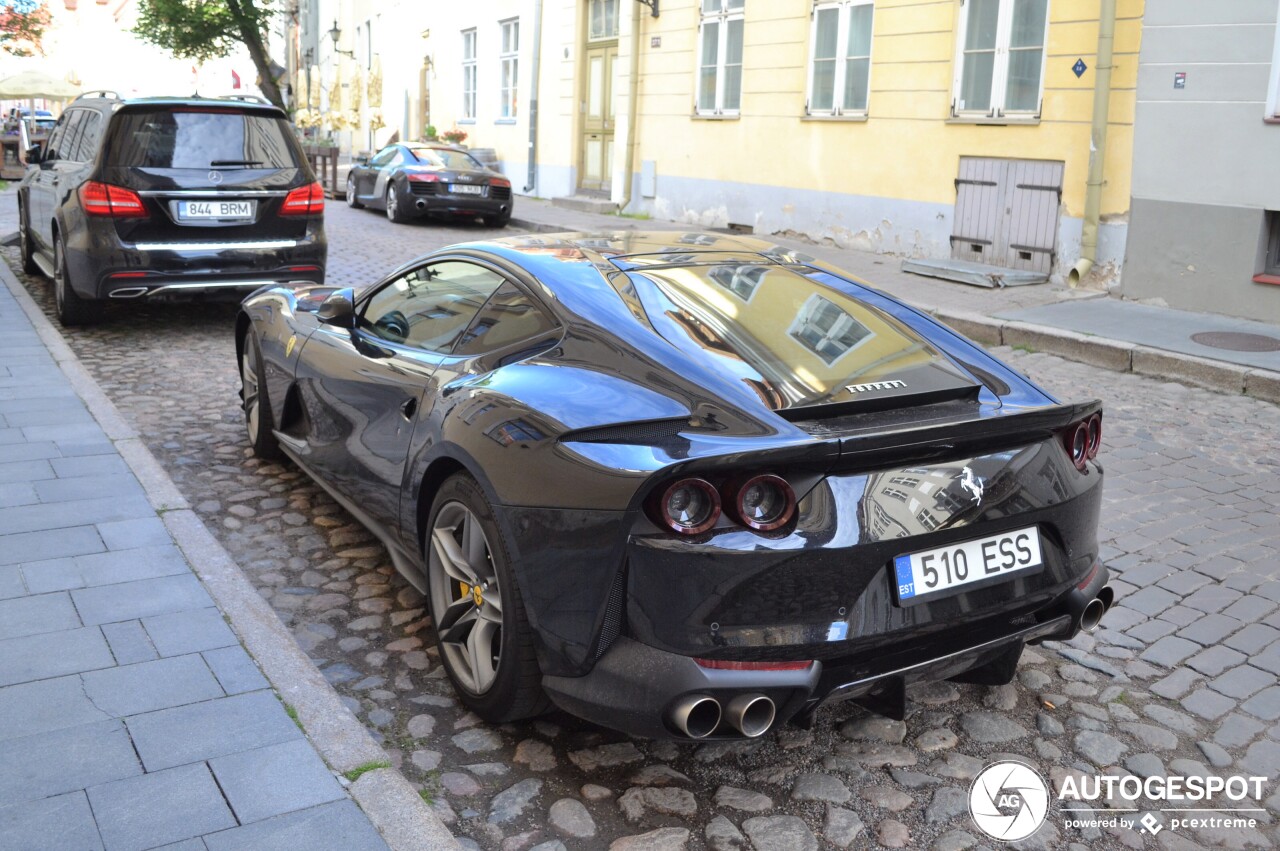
[[95, 96, 286, 117]]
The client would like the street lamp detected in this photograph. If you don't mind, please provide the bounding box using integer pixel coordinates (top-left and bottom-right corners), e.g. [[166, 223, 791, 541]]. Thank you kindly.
[[328, 21, 355, 58]]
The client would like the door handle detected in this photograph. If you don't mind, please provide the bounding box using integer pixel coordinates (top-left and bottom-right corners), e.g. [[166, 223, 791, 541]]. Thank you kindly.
[[400, 397, 418, 420]]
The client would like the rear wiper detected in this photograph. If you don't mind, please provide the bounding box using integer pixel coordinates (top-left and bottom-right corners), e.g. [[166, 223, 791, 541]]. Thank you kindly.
[[209, 159, 264, 167]]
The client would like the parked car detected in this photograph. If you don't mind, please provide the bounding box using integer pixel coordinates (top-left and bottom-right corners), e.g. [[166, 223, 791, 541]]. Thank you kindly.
[[17, 93, 326, 326], [345, 142, 513, 227], [5, 107, 56, 133], [236, 232, 1110, 739]]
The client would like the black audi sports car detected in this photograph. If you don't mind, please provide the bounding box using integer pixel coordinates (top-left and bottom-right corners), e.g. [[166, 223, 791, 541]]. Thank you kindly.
[[236, 232, 1111, 740], [345, 143, 513, 227]]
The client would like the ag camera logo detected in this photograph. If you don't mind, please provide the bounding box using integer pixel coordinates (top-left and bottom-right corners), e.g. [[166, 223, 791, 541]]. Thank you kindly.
[[969, 761, 1050, 842]]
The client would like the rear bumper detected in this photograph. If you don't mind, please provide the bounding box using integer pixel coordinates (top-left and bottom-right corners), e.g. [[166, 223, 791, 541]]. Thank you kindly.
[[543, 607, 1078, 740], [408, 190, 511, 218], [63, 219, 326, 300]]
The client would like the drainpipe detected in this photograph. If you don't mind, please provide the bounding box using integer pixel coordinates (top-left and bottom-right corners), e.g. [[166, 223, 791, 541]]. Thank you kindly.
[[619, 0, 642, 213], [523, 0, 543, 193], [1069, 0, 1117, 287]]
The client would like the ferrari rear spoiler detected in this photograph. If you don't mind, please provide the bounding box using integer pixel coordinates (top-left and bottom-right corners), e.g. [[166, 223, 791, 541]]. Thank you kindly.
[[801, 399, 1102, 473]]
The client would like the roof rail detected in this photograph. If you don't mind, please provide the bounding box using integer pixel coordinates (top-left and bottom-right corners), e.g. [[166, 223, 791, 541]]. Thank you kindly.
[[74, 90, 122, 102]]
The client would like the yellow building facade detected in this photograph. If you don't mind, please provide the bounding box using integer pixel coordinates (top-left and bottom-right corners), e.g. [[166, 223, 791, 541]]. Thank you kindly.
[[320, 0, 1140, 281], [624, 0, 1141, 280]]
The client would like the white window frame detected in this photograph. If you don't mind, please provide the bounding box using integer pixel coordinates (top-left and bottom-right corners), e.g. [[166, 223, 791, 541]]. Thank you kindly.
[[806, 0, 875, 117], [696, 0, 746, 116], [462, 29, 477, 121], [500, 18, 520, 119], [589, 0, 620, 41], [1267, 3, 1280, 119], [951, 0, 1049, 119]]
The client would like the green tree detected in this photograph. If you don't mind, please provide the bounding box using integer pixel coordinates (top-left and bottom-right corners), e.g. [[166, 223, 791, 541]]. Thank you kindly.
[[0, 0, 52, 58], [132, 0, 284, 109]]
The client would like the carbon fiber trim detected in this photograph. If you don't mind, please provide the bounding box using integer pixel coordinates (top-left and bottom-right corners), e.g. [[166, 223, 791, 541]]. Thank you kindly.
[[595, 568, 626, 660]]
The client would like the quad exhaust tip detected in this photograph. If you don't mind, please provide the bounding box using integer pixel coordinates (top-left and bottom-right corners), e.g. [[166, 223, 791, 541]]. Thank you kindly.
[[669, 694, 720, 739], [725, 694, 776, 738]]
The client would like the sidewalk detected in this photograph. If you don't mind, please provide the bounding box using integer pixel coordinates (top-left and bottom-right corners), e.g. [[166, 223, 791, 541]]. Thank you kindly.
[[0, 267, 456, 848], [509, 198, 1280, 404]]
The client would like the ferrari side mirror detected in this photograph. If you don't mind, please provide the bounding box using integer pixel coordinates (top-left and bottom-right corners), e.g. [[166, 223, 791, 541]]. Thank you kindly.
[[317, 288, 355, 328]]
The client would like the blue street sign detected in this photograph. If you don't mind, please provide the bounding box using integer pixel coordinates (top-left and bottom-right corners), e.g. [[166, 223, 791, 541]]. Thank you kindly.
[[1073, 58, 1088, 78]]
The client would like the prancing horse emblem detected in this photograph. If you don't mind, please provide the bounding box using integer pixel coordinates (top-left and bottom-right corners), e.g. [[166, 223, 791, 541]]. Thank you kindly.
[[958, 466, 984, 506]]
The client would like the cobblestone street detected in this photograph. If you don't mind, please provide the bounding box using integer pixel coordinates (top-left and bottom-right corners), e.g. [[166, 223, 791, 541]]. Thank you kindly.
[[7, 202, 1280, 851]]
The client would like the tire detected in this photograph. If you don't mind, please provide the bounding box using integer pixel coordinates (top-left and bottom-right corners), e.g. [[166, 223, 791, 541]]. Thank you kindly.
[[240, 333, 283, 460], [386, 182, 406, 224], [486, 209, 512, 229], [425, 473, 547, 723], [18, 198, 40, 276], [346, 174, 363, 208], [53, 236, 103, 326]]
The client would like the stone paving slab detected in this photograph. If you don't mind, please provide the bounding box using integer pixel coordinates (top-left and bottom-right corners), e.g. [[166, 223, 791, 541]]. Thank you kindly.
[[0, 790, 105, 851], [0, 264, 414, 849]]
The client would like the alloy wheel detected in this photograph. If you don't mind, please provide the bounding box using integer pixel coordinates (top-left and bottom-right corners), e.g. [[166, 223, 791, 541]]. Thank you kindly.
[[386, 185, 398, 221], [346, 175, 358, 207], [428, 502, 504, 694]]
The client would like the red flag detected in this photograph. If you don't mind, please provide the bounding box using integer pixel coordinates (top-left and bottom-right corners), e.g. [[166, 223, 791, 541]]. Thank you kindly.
[[232, 70, 241, 89]]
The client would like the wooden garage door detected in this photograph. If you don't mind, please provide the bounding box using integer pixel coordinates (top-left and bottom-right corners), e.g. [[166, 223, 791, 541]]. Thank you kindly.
[[952, 157, 1064, 275]]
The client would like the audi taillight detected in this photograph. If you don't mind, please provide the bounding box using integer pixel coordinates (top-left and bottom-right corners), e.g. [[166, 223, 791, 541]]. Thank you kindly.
[[722, 474, 796, 532], [491, 177, 511, 187], [1060, 412, 1102, 472], [79, 181, 148, 218], [647, 478, 720, 536], [281, 181, 325, 216], [406, 172, 441, 182]]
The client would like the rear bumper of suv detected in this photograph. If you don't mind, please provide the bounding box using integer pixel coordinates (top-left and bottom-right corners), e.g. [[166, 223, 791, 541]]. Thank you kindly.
[[65, 223, 326, 301]]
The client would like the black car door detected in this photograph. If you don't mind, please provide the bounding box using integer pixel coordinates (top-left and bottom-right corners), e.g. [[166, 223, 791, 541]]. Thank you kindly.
[[27, 110, 80, 252], [358, 146, 396, 203], [293, 259, 509, 537], [371, 145, 404, 206]]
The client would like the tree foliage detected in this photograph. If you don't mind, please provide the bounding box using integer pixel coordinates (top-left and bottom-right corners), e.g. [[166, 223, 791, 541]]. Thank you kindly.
[[0, 0, 52, 58], [132, 0, 284, 108]]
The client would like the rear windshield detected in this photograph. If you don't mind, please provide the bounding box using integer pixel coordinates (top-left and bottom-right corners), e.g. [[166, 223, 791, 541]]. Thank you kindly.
[[107, 108, 297, 169], [407, 147, 483, 171]]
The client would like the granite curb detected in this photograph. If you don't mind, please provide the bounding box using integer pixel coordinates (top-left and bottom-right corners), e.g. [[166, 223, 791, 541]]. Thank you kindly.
[[0, 260, 460, 851], [931, 310, 1280, 403]]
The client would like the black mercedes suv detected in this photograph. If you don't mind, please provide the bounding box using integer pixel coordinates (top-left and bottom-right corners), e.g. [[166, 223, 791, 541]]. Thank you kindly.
[[17, 92, 327, 325]]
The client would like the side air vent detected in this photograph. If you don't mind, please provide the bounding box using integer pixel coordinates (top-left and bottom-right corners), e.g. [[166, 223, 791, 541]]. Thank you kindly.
[[594, 567, 626, 660], [563, 418, 689, 445]]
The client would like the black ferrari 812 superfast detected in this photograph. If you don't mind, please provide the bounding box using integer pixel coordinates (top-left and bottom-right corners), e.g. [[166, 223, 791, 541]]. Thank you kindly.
[[236, 232, 1111, 740]]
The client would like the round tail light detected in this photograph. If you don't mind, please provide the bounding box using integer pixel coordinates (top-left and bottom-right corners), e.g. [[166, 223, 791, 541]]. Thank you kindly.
[[727, 474, 796, 532], [1068, 422, 1089, 471], [1086, 414, 1102, 459], [650, 478, 720, 536]]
